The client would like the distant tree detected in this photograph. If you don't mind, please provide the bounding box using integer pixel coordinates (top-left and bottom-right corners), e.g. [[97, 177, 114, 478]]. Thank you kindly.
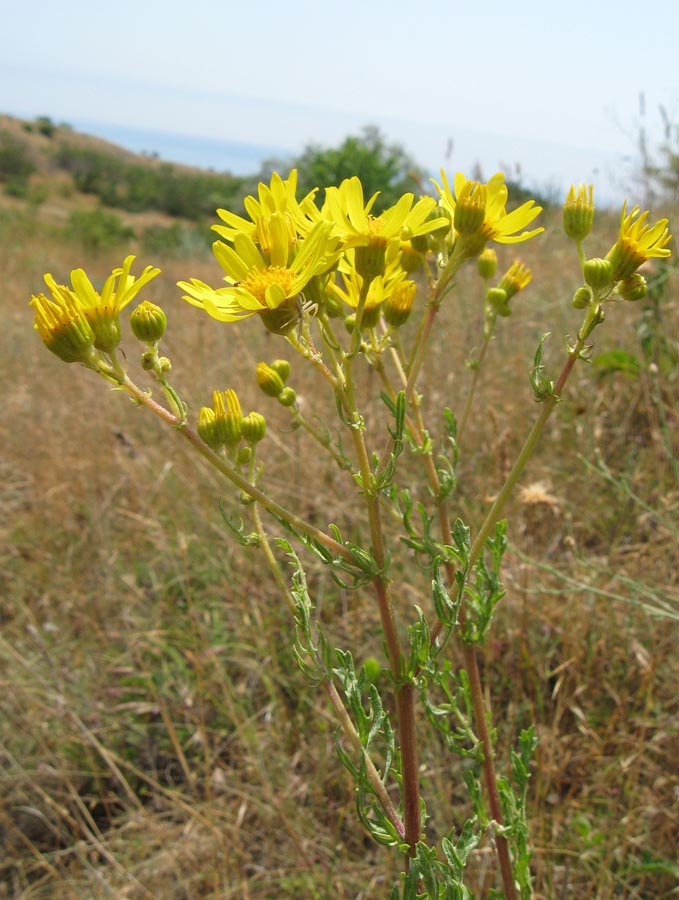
[[277, 126, 427, 213]]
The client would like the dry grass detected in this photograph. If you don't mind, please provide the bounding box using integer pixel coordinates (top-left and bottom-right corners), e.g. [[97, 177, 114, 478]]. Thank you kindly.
[[1, 193, 678, 899]]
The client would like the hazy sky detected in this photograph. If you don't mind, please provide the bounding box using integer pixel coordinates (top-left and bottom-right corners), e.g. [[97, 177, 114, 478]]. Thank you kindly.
[[3, 0, 678, 202]]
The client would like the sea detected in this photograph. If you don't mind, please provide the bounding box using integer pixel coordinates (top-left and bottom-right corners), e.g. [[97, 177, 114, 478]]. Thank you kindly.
[[71, 119, 292, 176]]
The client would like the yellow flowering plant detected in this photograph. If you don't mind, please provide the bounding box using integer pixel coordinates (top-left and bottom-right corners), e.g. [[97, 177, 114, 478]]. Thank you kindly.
[[29, 169, 673, 898]]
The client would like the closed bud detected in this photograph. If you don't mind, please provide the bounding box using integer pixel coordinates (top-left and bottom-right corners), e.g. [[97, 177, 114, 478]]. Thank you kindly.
[[563, 184, 594, 241], [256, 361, 285, 397], [213, 389, 242, 448], [572, 285, 593, 309], [269, 359, 291, 383], [141, 350, 156, 370], [241, 411, 267, 444], [477, 248, 498, 279], [619, 272, 647, 302], [486, 287, 508, 311], [583, 257, 613, 291], [197, 407, 221, 451], [278, 387, 297, 407], [383, 280, 416, 327], [237, 446, 252, 465], [130, 300, 167, 343], [398, 241, 423, 274]]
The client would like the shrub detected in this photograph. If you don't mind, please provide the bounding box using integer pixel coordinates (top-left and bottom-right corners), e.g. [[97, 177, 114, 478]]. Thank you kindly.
[[66, 207, 135, 253]]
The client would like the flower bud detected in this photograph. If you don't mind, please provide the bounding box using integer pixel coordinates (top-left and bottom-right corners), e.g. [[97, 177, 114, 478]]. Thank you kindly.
[[583, 257, 613, 291], [572, 285, 593, 309], [237, 446, 252, 466], [563, 184, 594, 241], [497, 261, 531, 301], [269, 359, 291, 383], [241, 411, 267, 444], [141, 350, 156, 370], [31, 290, 97, 363], [383, 280, 416, 327], [618, 272, 647, 302], [477, 248, 498, 280], [213, 389, 242, 448], [256, 362, 285, 398], [278, 387, 297, 407], [197, 406, 221, 451], [130, 301, 167, 343], [486, 287, 508, 310], [398, 241, 423, 274]]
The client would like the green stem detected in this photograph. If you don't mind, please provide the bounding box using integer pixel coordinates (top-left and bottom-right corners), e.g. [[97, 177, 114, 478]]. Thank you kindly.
[[457, 333, 491, 446], [115, 373, 352, 564]]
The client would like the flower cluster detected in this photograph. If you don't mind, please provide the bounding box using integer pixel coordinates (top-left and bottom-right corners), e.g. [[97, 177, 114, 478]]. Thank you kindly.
[[177, 169, 545, 336]]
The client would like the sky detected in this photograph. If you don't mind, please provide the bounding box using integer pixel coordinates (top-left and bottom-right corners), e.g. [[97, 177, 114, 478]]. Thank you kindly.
[[3, 0, 679, 205]]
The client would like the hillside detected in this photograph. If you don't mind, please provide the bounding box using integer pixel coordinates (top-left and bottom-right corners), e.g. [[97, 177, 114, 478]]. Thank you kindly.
[[0, 113, 252, 232]]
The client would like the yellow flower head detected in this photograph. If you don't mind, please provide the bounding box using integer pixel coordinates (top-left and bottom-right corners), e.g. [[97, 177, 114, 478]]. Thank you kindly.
[[497, 261, 532, 300], [31, 283, 96, 364], [179, 219, 337, 333], [328, 252, 406, 325], [606, 202, 672, 281], [323, 177, 449, 279], [32, 256, 160, 356], [212, 170, 319, 255], [433, 171, 543, 257]]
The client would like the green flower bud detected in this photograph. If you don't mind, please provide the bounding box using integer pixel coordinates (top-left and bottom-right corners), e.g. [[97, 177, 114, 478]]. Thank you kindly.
[[213, 389, 242, 448], [237, 446, 252, 466], [278, 387, 297, 407], [241, 411, 267, 444], [197, 407, 221, 451], [572, 285, 593, 309], [563, 184, 594, 241], [477, 248, 498, 280], [583, 257, 613, 291], [141, 350, 156, 370], [256, 362, 285, 398], [618, 272, 647, 302], [486, 287, 508, 310], [269, 359, 291, 383], [130, 301, 167, 343]]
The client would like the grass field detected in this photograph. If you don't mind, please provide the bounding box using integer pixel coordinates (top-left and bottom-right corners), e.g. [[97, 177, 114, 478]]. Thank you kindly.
[[1, 143, 678, 898]]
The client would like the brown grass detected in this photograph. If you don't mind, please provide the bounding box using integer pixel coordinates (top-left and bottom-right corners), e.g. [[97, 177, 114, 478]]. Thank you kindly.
[[1, 184, 678, 899]]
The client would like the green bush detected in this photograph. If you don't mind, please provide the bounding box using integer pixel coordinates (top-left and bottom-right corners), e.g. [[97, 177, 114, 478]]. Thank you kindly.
[[0, 132, 36, 182], [54, 144, 247, 220], [66, 207, 135, 253], [286, 125, 426, 213]]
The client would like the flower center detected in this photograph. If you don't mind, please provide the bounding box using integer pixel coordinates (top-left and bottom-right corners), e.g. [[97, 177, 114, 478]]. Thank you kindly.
[[242, 267, 295, 305]]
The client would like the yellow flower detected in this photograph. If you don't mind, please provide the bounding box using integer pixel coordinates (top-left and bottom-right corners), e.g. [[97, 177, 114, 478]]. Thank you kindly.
[[606, 202, 672, 281], [212, 170, 319, 254], [323, 177, 449, 279], [497, 261, 532, 300], [328, 252, 406, 326], [31, 284, 96, 364], [433, 171, 543, 256], [179, 219, 336, 333], [32, 256, 160, 355]]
